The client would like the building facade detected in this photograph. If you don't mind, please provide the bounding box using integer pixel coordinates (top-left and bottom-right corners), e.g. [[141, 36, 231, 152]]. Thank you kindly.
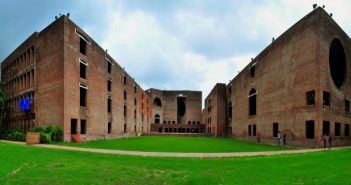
[[1, 15, 152, 142], [204, 7, 351, 147], [147, 88, 205, 133]]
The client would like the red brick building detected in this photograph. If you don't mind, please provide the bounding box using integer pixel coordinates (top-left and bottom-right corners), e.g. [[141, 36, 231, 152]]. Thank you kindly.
[[147, 88, 204, 133], [204, 7, 351, 147], [1, 15, 152, 142]]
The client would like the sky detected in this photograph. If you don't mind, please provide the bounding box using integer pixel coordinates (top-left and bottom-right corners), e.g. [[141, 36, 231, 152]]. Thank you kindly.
[[1, 0, 350, 101]]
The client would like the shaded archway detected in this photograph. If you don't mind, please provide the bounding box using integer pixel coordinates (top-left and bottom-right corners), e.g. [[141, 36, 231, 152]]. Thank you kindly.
[[329, 38, 346, 88]]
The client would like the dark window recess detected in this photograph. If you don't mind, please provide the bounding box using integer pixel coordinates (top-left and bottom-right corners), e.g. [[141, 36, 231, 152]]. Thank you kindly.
[[80, 38, 86, 55], [124, 123, 127, 133], [134, 110, 136, 119], [335, 122, 341, 136], [323, 91, 330, 107], [345, 100, 350, 113], [306, 90, 315, 105], [306, 121, 315, 139], [253, 125, 256, 136], [273, 123, 278, 137], [107, 80, 111, 91], [107, 62, 111, 74], [323, 121, 330, 136], [153, 98, 162, 106], [134, 85, 137, 93], [124, 91, 127, 100], [134, 98, 137, 106], [124, 75, 127, 85], [80, 62, 87, 79], [228, 102, 232, 119], [248, 125, 252, 136], [80, 87, 87, 107], [249, 89, 257, 116], [71, 119, 77, 134], [177, 97, 186, 117], [250, 65, 255, 77], [329, 38, 346, 88], [107, 98, 112, 113], [108, 122, 112, 134], [124, 105, 127, 116], [80, 119, 86, 134], [345, 124, 350, 136], [229, 85, 232, 94]]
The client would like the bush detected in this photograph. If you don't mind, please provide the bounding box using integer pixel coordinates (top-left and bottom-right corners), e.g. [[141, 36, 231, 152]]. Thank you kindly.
[[40, 132, 52, 143], [30, 125, 62, 143], [0, 129, 26, 142]]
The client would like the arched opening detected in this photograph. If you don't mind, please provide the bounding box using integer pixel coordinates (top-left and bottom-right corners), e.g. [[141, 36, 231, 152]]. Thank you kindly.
[[178, 98, 186, 117], [249, 89, 257, 116], [228, 102, 232, 119], [154, 114, 160, 124], [153, 97, 162, 107], [329, 38, 346, 88]]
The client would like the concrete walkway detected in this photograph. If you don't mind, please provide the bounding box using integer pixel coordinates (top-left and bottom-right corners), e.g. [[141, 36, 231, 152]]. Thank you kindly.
[[2, 140, 351, 158]]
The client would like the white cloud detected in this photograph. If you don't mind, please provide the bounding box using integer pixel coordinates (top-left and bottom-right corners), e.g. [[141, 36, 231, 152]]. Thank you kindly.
[[96, 0, 351, 106]]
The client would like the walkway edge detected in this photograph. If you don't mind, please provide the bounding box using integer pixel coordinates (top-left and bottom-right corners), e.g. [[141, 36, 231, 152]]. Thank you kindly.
[[1, 140, 350, 158]]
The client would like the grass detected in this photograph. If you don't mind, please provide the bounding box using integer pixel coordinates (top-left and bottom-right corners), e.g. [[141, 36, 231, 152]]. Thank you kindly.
[[58, 136, 292, 153], [0, 141, 350, 185]]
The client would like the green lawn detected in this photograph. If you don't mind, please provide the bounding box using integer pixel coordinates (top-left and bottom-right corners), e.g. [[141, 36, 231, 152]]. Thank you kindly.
[[0, 141, 350, 185], [58, 136, 292, 153]]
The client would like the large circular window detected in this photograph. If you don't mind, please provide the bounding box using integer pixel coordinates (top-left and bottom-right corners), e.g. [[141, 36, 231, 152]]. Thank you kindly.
[[329, 38, 346, 88]]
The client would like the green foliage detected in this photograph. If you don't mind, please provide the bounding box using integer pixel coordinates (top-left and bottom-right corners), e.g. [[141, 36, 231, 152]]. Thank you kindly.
[[0, 129, 26, 141], [40, 133, 52, 144], [29, 125, 62, 143], [62, 136, 292, 153]]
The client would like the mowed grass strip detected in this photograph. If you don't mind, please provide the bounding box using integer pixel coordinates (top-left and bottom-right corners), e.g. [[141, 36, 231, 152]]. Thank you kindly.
[[0, 141, 350, 185], [59, 136, 292, 153]]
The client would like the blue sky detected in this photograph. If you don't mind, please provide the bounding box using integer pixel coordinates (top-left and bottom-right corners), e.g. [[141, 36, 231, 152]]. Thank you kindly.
[[1, 0, 350, 99]]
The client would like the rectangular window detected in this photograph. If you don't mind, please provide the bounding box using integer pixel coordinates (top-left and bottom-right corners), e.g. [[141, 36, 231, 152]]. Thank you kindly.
[[80, 85, 87, 107], [80, 60, 87, 79], [124, 91, 127, 100], [323, 91, 330, 107], [345, 124, 350, 136], [253, 124, 256, 136], [107, 80, 112, 92], [248, 125, 252, 136], [80, 38, 86, 55], [250, 66, 255, 77], [80, 119, 86, 134], [335, 122, 341, 136], [134, 110, 136, 119], [134, 98, 137, 106], [107, 61, 112, 74], [107, 97, 112, 113], [306, 120, 314, 139], [124, 123, 127, 133], [306, 90, 315, 106], [134, 85, 137, 94], [71, 119, 77, 134], [124, 105, 127, 117], [323, 121, 330, 136], [273, 123, 278, 137], [124, 75, 127, 85], [108, 122, 111, 134], [345, 100, 350, 113], [142, 113, 144, 122]]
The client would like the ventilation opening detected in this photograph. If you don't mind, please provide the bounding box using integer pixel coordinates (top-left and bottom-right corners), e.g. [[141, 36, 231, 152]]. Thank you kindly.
[[329, 38, 346, 88]]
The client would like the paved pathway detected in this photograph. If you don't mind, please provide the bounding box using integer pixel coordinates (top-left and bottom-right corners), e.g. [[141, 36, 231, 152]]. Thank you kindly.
[[2, 140, 351, 158]]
